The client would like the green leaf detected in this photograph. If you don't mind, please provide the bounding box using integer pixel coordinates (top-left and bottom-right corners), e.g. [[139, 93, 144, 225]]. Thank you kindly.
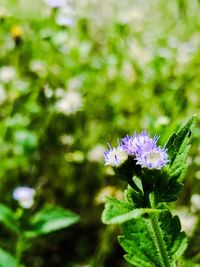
[[119, 217, 162, 267], [124, 185, 145, 208], [102, 197, 161, 224], [156, 179, 183, 203], [155, 115, 197, 203], [26, 206, 79, 237], [0, 204, 19, 233], [0, 248, 18, 267], [119, 210, 187, 267], [166, 115, 196, 182]]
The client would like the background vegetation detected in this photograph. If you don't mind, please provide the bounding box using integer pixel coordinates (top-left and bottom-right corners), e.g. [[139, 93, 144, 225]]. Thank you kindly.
[[0, 0, 199, 266]]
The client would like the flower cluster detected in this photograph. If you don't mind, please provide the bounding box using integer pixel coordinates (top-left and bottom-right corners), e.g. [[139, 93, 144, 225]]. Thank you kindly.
[[104, 131, 169, 170]]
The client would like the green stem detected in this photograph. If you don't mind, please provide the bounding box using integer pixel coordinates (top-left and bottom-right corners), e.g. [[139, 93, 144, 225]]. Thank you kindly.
[[149, 213, 171, 267], [149, 193, 171, 267], [15, 233, 24, 264]]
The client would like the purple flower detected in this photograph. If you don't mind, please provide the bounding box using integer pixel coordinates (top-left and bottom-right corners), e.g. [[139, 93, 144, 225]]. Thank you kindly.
[[122, 131, 158, 155], [135, 143, 169, 170], [105, 131, 169, 170], [121, 132, 138, 155], [104, 144, 128, 167], [135, 132, 169, 169], [137, 131, 159, 147]]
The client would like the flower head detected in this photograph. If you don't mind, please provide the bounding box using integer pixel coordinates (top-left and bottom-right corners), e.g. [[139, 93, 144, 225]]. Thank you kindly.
[[104, 145, 128, 167], [136, 145, 169, 170], [13, 186, 36, 209], [134, 132, 168, 170]]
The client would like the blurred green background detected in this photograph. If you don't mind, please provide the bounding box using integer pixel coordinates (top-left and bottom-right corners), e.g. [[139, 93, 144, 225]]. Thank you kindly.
[[0, 0, 200, 266]]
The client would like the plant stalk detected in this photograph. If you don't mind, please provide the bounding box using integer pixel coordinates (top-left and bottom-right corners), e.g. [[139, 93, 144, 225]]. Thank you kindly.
[[15, 233, 24, 265], [149, 192, 171, 267]]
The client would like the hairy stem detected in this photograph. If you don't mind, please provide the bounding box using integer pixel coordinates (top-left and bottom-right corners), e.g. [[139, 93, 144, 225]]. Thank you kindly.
[[149, 193, 171, 267], [149, 213, 171, 267]]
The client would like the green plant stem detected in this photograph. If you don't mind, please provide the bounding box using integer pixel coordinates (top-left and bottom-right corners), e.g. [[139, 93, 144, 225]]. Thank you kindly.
[[149, 213, 171, 267], [15, 233, 24, 264], [148, 192, 171, 267]]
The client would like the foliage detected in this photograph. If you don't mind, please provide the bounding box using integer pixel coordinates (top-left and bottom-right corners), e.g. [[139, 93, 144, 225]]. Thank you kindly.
[[0, 0, 199, 266], [119, 212, 187, 267], [26, 206, 80, 237], [102, 116, 196, 267], [0, 248, 18, 267], [0, 203, 79, 265]]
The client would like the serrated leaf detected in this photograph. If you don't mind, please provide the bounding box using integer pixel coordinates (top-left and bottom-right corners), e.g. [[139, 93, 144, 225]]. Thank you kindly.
[[0, 248, 18, 267], [155, 115, 196, 203], [156, 179, 183, 203], [119, 217, 162, 267], [166, 115, 196, 182], [0, 204, 19, 233], [25, 206, 79, 237], [171, 232, 188, 261], [119, 210, 187, 267], [102, 197, 161, 224], [125, 183, 145, 208]]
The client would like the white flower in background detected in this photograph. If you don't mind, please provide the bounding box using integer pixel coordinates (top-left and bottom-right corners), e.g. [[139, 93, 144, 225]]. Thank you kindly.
[[88, 145, 105, 162], [177, 41, 196, 65], [194, 156, 200, 165], [0, 85, 7, 104], [0, 66, 16, 83], [0, 6, 8, 19], [13, 187, 36, 209], [55, 90, 82, 115], [156, 116, 170, 126], [44, 0, 67, 8], [195, 170, 200, 180], [118, 9, 144, 25], [44, 84, 53, 98], [29, 60, 47, 77], [95, 186, 123, 204], [55, 87, 65, 97], [52, 31, 69, 47], [191, 194, 200, 212], [55, 7, 75, 27], [67, 77, 82, 91], [173, 208, 196, 236], [13, 80, 30, 94], [129, 42, 151, 66], [60, 134, 74, 145]]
